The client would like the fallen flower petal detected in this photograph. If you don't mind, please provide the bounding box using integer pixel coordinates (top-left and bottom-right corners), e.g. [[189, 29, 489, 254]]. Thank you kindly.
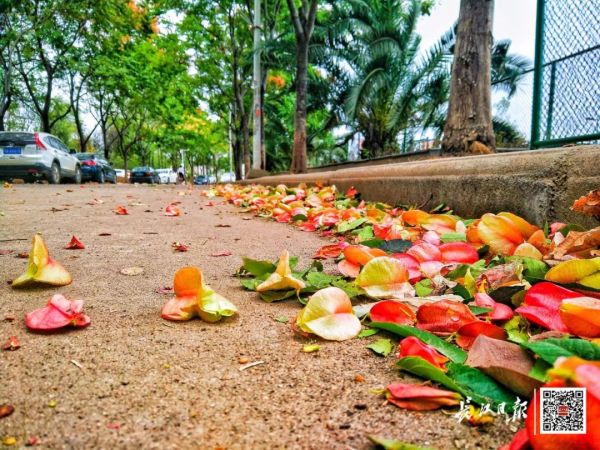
[[355, 256, 412, 298], [25, 294, 90, 331], [343, 245, 386, 266], [559, 297, 600, 338], [477, 213, 524, 256], [545, 257, 600, 289], [2, 335, 20, 351], [256, 250, 305, 294], [474, 293, 514, 321], [398, 336, 449, 372], [439, 242, 479, 264], [296, 287, 361, 341], [369, 300, 416, 325], [455, 321, 507, 350], [211, 251, 232, 257], [515, 282, 581, 332], [416, 300, 478, 336], [12, 234, 72, 287], [0, 404, 15, 419], [114, 206, 129, 215], [386, 382, 461, 411], [571, 189, 600, 217], [198, 282, 238, 322], [64, 235, 85, 250], [337, 259, 360, 278], [313, 243, 344, 260], [161, 267, 201, 321], [164, 204, 181, 216]]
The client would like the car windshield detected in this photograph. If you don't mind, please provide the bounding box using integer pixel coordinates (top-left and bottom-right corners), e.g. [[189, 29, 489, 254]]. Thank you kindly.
[[76, 153, 96, 160], [132, 167, 151, 172]]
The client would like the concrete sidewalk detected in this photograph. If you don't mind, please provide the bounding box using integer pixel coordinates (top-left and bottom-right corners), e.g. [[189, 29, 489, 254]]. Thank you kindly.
[[246, 145, 600, 227]]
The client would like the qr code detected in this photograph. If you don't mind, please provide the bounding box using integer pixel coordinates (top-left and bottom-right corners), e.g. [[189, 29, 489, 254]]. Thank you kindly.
[[540, 388, 586, 434]]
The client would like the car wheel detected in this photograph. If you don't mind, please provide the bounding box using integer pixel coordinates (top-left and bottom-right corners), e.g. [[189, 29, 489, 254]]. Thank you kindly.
[[73, 166, 82, 184], [48, 162, 61, 184], [97, 170, 105, 184]]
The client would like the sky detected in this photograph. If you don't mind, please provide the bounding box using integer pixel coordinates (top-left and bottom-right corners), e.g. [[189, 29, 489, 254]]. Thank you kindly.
[[417, 0, 537, 60]]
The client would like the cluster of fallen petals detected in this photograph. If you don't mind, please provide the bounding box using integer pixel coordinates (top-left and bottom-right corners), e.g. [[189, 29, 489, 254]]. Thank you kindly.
[[213, 182, 600, 446]]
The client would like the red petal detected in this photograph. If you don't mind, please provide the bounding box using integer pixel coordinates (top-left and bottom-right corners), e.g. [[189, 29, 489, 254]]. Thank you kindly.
[[2, 335, 20, 351], [407, 242, 442, 263], [370, 300, 416, 325], [25, 295, 90, 331], [114, 206, 129, 215], [455, 321, 507, 349], [515, 282, 581, 332], [474, 293, 514, 321], [439, 242, 479, 264], [416, 300, 478, 335], [398, 336, 448, 371], [65, 235, 85, 249], [387, 382, 461, 411], [390, 253, 422, 282], [313, 244, 343, 260]]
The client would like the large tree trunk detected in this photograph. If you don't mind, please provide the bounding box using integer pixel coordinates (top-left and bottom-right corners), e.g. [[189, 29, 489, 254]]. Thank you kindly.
[[291, 41, 309, 173], [442, 0, 495, 154]]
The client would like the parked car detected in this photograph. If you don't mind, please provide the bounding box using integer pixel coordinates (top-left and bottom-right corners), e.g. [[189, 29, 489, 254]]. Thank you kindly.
[[156, 168, 177, 184], [220, 172, 236, 182], [0, 131, 81, 184], [130, 166, 160, 184], [76, 153, 117, 183], [193, 175, 209, 185]]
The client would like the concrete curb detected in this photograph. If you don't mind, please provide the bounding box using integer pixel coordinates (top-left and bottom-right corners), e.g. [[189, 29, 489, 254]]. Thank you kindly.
[[241, 145, 600, 227]]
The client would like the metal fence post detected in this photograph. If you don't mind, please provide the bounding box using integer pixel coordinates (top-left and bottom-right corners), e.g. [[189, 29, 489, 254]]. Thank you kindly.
[[544, 62, 557, 141], [530, 0, 546, 149]]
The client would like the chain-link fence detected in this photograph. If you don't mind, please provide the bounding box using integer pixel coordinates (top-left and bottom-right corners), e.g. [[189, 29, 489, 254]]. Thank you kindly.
[[531, 0, 600, 148]]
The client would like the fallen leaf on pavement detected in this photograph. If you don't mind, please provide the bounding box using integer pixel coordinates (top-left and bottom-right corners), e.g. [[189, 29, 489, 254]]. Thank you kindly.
[[106, 423, 121, 430], [0, 404, 14, 418], [25, 436, 39, 446], [302, 344, 321, 353], [211, 251, 232, 257], [2, 335, 20, 351], [120, 267, 144, 276], [0, 249, 14, 256], [64, 236, 85, 250], [16, 252, 28, 258], [172, 242, 188, 252], [2, 436, 16, 446], [571, 189, 600, 217]]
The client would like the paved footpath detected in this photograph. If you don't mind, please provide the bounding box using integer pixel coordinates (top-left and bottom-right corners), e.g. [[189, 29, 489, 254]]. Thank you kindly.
[[0, 184, 514, 449]]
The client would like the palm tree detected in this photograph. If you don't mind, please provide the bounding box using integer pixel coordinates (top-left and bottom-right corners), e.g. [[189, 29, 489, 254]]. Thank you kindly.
[[322, 0, 454, 158]]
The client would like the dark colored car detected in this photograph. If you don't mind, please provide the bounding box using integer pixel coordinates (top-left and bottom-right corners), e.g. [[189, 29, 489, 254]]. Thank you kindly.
[[193, 175, 209, 185], [76, 153, 117, 183], [130, 166, 160, 184]]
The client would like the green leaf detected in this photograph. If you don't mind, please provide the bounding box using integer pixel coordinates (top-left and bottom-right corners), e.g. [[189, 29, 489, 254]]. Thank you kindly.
[[241, 257, 276, 277], [559, 223, 586, 235], [289, 256, 299, 270], [522, 338, 600, 365], [305, 271, 339, 290], [468, 305, 492, 315], [292, 214, 308, 221], [477, 244, 490, 258], [452, 284, 472, 301], [354, 225, 374, 241], [379, 239, 412, 253], [259, 290, 297, 303], [528, 359, 551, 382], [361, 238, 385, 249], [414, 279, 433, 297], [440, 232, 467, 243], [504, 316, 530, 344], [370, 322, 467, 363], [367, 338, 393, 357], [273, 316, 289, 323], [396, 357, 463, 392], [332, 278, 364, 298], [446, 260, 486, 281], [338, 217, 368, 233], [507, 256, 548, 279], [446, 363, 518, 410], [240, 278, 260, 291], [358, 328, 379, 338], [369, 435, 435, 450]]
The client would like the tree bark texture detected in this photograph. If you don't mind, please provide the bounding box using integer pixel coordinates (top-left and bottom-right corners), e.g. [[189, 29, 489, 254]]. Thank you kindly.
[[442, 0, 496, 154]]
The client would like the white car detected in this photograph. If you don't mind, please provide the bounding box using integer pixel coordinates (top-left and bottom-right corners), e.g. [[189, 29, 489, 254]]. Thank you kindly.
[[0, 131, 81, 184], [156, 168, 177, 184]]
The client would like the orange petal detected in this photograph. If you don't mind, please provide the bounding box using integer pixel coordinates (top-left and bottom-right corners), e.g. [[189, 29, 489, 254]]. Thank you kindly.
[[498, 212, 539, 238], [173, 267, 202, 298], [343, 245, 386, 266], [560, 297, 600, 338], [402, 209, 429, 226]]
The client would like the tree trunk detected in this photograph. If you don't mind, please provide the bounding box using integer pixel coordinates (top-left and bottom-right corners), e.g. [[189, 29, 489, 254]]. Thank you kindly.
[[291, 40, 309, 173], [442, 0, 495, 154]]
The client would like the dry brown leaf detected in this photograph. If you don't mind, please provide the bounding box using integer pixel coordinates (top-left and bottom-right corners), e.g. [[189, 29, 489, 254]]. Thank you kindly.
[[571, 189, 600, 217], [548, 226, 600, 259]]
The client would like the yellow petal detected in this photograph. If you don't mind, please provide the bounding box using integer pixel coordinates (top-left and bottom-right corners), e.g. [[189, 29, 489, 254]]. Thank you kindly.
[[198, 283, 238, 322], [12, 234, 71, 287], [256, 250, 305, 293], [355, 256, 412, 298], [545, 258, 600, 285]]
